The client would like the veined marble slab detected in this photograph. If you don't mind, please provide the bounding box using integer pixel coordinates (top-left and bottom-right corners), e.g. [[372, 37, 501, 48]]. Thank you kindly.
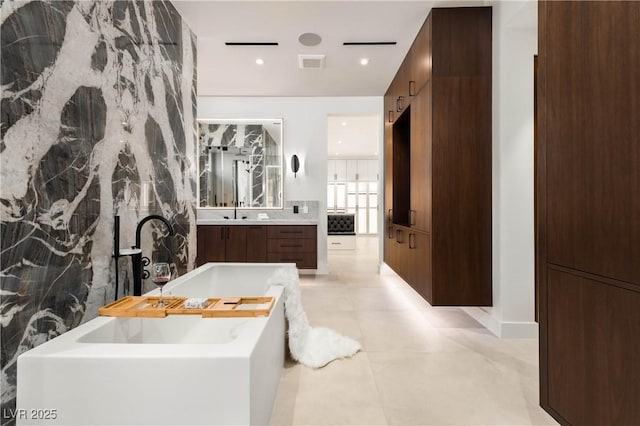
[[0, 0, 197, 416]]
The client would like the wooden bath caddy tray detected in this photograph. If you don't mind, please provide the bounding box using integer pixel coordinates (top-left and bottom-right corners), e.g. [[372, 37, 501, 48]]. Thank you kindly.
[[99, 296, 274, 318], [202, 297, 274, 318], [98, 296, 184, 318]]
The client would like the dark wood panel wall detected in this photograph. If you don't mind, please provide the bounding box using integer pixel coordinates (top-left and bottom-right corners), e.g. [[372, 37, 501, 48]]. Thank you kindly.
[[384, 7, 492, 306], [537, 1, 640, 424]]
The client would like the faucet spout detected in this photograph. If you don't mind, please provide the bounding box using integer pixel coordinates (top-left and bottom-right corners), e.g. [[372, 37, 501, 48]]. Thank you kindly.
[[135, 215, 175, 249], [132, 215, 175, 296]]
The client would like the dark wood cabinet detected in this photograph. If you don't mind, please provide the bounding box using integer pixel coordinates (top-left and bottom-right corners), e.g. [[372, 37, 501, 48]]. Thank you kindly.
[[246, 225, 267, 262], [394, 57, 412, 114], [383, 7, 492, 306], [197, 224, 317, 269], [384, 224, 397, 271], [537, 2, 640, 424], [407, 229, 431, 302], [384, 103, 394, 225], [225, 226, 247, 262], [409, 86, 431, 232], [196, 225, 247, 264], [384, 88, 395, 125], [266, 225, 317, 269], [409, 14, 431, 96]]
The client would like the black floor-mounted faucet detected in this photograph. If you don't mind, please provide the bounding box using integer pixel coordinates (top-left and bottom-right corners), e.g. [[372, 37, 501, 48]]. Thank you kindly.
[[131, 215, 175, 296]]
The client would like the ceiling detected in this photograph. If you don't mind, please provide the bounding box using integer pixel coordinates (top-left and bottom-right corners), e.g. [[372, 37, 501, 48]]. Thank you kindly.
[[327, 115, 380, 157], [172, 0, 488, 97]]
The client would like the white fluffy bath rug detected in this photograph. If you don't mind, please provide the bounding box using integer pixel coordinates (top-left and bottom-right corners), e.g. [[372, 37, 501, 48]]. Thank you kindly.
[[267, 267, 361, 368]]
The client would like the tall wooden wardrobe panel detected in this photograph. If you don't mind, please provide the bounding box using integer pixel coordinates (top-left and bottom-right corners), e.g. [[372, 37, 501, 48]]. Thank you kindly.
[[384, 89, 397, 272], [410, 85, 432, 233], [538, 1, 640, 424], [431, 8, 492, 78], [432, 77, 492, 306], [383, 7, 492, 306]]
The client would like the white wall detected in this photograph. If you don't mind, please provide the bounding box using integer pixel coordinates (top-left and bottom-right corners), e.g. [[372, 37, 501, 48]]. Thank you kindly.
[[463, 0, 538, 338], [197, 96, 383, 274]]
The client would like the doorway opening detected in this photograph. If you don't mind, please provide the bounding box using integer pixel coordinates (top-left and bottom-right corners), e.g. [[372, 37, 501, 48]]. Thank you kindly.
[[327, 115, 380, 234]]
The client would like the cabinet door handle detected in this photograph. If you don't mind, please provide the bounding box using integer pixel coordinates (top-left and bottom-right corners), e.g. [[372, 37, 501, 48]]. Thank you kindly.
[[281, 244, 303, 248], [395, 229, 404, 244], [396, 96, 404, 112], [409, 80, 416, 97], [409, 233, 416, 249], [387, 226, 394, 239], [388, 110, 393, 123], [388, 209, 393, 222], [409, 210, 416, 226]]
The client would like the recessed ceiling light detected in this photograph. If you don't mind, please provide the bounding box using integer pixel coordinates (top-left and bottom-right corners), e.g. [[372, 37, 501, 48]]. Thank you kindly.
[[256, 58, 264, 65], [335, 152, 339, 155], [374, 152, 378, 156], [360, 58, 369, 66], [338, 140, 342, 144], [341, 121, 347, 126]]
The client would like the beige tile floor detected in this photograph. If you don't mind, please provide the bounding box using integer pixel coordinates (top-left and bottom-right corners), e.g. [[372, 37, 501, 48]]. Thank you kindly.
[[269, 235, 558, 426]]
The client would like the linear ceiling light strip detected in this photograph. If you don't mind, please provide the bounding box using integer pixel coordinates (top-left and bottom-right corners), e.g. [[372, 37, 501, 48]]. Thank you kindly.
[[343, 42, 397, 46], [225, 42, 279, 46]]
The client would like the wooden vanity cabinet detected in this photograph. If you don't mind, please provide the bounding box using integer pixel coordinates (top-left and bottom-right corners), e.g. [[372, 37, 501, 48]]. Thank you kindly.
[[266, 225, 317, 269], [197, 225, 247, 264], [197, 224, 317, 269], [246, 225, 267, 262]]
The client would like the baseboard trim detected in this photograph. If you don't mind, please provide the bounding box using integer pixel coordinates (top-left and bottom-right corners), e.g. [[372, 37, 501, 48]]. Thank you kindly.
[[462, 307, 539, 339]]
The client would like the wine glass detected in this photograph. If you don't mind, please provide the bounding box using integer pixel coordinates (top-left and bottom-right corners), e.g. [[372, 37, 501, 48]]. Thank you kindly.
[[151, 262, 171, 307]]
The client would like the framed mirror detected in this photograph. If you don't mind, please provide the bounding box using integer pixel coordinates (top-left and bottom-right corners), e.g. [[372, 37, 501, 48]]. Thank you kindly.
[[198, 118, 283, 208]]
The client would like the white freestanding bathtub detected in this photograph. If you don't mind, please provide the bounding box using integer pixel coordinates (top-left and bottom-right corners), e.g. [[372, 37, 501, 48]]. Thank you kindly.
[[17, 263, 292, 426]]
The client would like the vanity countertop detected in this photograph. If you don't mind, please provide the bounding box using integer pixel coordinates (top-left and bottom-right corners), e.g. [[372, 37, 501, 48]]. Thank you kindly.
[[196, 219, 318, 226]]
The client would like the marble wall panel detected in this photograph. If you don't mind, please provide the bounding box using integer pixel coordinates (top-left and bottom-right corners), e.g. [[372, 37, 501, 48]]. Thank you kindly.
[[0, 0, 197, 421]]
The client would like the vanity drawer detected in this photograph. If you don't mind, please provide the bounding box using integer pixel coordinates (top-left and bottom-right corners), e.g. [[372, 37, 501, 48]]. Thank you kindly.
[[267, 225, 316, 239], [268, 252, 317, 269], [267, 238, 316, 253]]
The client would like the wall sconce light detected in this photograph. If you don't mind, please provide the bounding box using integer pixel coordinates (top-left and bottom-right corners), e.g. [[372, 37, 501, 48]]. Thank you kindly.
[[291, 155, 300, 178]]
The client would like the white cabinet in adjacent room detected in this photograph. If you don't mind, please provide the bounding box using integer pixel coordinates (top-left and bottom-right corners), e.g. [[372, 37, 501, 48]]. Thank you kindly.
[[357, 159, 379, 181], [334, 159, 347, 181], [328, 159, 336, 181]]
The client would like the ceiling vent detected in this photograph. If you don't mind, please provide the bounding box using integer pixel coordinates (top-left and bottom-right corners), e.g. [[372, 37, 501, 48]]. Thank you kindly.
[[298, 54, 325, 69]]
